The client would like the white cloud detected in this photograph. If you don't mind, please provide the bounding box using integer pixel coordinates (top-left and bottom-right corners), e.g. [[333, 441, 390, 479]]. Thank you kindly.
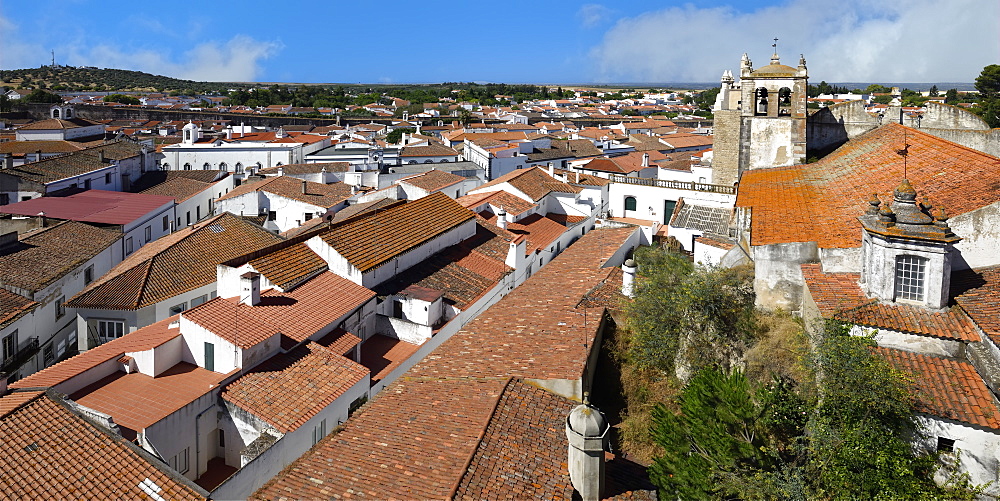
[[577, 4, 613, 28], [65, 35, 282, 82], [588, 0, 999, 83]]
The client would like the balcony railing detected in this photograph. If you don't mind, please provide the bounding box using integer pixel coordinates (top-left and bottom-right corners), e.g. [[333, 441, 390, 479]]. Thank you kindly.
[[1, 336, 39, 374], [609, 174, 736, 195]]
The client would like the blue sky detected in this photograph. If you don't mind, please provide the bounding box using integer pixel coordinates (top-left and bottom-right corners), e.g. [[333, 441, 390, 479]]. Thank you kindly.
[[1, 0, 997, 84]]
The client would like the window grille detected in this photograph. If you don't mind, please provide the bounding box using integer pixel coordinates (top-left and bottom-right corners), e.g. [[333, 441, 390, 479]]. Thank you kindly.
[[895, 255, 926, 302]]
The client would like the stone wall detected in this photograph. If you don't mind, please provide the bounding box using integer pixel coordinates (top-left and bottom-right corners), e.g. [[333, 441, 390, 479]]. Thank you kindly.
[[711, 109, 741, 186]]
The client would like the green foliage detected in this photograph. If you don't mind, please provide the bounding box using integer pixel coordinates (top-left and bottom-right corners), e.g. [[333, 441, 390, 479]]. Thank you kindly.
[[649, 368, 808, 499], [625, 247, 757, 377], [0, 94, 11, 113], [945, 88, 960, 105], [975, 64, 1000, 98], [23, 89, 61, 103], [103, 93, 140, 105], [385, 128, 414, 144], [807, 81, 851, 97], [866, 84, 892, 94], [929, 85, 939, 97], [873, 95, 894, 105], [0, 67, 231, 94], [693, 87, 720, 111]]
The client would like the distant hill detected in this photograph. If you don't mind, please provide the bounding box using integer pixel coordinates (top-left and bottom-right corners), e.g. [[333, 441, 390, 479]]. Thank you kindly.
[[0, 66, 238, 94]]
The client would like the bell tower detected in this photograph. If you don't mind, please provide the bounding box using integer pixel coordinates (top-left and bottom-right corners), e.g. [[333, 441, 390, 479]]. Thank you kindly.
[[712, 42, 808, 185]]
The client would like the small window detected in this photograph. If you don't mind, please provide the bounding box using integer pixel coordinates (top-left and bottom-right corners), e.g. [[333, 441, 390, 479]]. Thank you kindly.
[[96, 320, 125, 344], [196, 206, 201, 220], [144, 225, 151, 243], [203, 162, 211, 170], [937, 437, 955, 453], [268, 211, 277, 221], [169, 302, 187, 315], [219, 429, 226, 448], [312, 419, 328, 445], [84, 265, 94, 285], [105, 173, 112, 184], [624, 196, 637, 212], [304, 213, 313, 221], [895, 255, 927, 302], [191, 294, 209, 308], [204, 342, 215, 372], [183, 163, 192, 171], [170, 448, 190, 474], [125, 237, 134, 255], [162, 215, 169, 231], [21, 196, 31, 202], [84, 179, 92, 190], [393, 299, 404, 319], [2, 331, 17, 362], [43, 346, 54, 365], [186, 212, 191, 226]]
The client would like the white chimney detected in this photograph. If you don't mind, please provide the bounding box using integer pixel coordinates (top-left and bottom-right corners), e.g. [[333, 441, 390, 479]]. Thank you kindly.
[[301, 179, 308, 194], [240, 272, 261, 306], [277, 167, 284, 177], [225, 126, 233, 140], [496, 206, 508, 230], [548, 162, 554, 177], [566, 397, 609, 501], [622, 258, 637, 297], [575, 171, 580, 183], [641, 153, 649, 168]]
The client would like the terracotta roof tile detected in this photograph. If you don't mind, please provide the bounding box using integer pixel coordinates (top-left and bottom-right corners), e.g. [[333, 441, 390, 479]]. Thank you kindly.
[[181, 272, 375, 349], [400, 143, 459, 157], [801, 264, 980, 342], [953, 266, 1000, 346], [221, 341, 368, 433], [0, 391, 206, 499], [399, 169, 465, 192], [0, 288, 38, 330], [10, 316, 183, 390], [248, 242, 327, 291], [0, 221, 120, 293], [69, 362, 230, 434], [316, 192, 475, 272], [257, 162, 350, 175], [475, 167, 580, 202], [0, 139, 143, 185], [456, 190, 537, 216], [737, 123, 1000, 248], [67, 213, 282, 310], [877, 347, 1000, 430], [216, 176, 353, 208]]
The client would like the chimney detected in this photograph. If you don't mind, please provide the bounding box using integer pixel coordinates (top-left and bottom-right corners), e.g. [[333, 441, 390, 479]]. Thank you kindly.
[[641, 153, 649, 168], [575, 171, 580, 183], [225, 126, 233, 140], [277, 167, 284, 177], [98, 150, 106, 163], [1, 153, 12, 169], [301, 179, 308, 194], [38, 211, 47, 228], [621, 258, 637, 297], [548, 162, 554, 177], [496, 206, 508, 230], [240, 272, 261, 306], [566, 396, 609, 501], [35, 150, 43, 163], [351, 185, 358, 195]]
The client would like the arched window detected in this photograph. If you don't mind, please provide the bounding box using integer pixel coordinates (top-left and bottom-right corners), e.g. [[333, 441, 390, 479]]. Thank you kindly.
[[183, 163, 192, 171], [895, 255, 927, 302], [235, 163, 244, 174], [219, 162, 227, 171], [52, 108, 61, 119], [184, 129, 191, 142], [624, 196, 637, 212], [424, 160, 433, 164], [439, 159, 449, 163], [755, 88, 768, 116], [408, 160, 417, 164], [276, 162, 283, 167], [203, 163, 211, 170], [161, 162, 170, 170], [778, 87, 792, 116]]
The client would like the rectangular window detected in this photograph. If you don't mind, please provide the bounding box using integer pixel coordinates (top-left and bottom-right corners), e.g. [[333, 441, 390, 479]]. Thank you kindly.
[[43, 346, 54, 365], [0, 194, 8, 205], [204, 342, 215, 372], [2, 331, 17, 364], [186, 212, 191, 226], [219, 429, 226, 448], [162, 215, 169, 231], [304, 212, 313, 221], [392, 299, 404, 319], [55, 296, 66, 319], [196, 206, 201, 220], [268, 211, 276, 221], [190, 294, 209, 308], [663, 200, 676, 225], [937, 437, 955, 453], [895, 255, 927, 302], [170, 448, 190, 474], [144, 225, 151, 243], [312, 418, 327, 445], [168, 302, 187, 315], [84, 179, 92, 190], [84, 265, 94, 285], [96, 320, 125, 344], [56, 338, 66, 358], [105, 173, 112, 184], [125, 237, 134, 255]]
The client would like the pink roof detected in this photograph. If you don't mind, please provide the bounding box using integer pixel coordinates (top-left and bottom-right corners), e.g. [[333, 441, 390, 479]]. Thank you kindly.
[[0, 190, 174, 225]]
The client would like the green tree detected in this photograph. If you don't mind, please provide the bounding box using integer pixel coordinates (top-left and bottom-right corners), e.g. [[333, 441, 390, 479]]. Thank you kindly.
[[385, 127, 414, 144], [0, 94, 11, 112], [624, 247, 757, 378], [24, 89, 61, 103], [975, 64, 1000, 98], [865, 84, 892, 94], [103, 93, 140, 105], [929, 85, 939, 97]]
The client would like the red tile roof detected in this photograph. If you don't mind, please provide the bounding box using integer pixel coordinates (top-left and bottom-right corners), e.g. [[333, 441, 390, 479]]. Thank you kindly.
[[181, 272, 375, 349], [737, 123, 1000, 248], [877, 347, 1000, 430], [0, 390, 206, 499], [801, 264, 980, 342], [10, 316, 183, 390], [0, 220, 121, 293], [67, 213, 281, 310], [475, 167, 581, 202], [69, 362, 229, 433], [221, 341, 368, 433], [216, 175, 353, 208], [0, 288, 38, 330], [315, 192, 475, 272], [953, 266, 1000, 346], [245, 241, 328, 291], [399, 169, 465, 192], [0, 190, 174, 225], [456, 190, 537, 216]]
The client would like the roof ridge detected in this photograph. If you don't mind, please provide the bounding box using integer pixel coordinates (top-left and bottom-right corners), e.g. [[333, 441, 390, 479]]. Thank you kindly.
[[447, 376, 516, 498]]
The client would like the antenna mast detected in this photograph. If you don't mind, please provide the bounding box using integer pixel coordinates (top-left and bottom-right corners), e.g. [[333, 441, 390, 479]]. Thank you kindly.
[[51, 50, 55, 67]]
